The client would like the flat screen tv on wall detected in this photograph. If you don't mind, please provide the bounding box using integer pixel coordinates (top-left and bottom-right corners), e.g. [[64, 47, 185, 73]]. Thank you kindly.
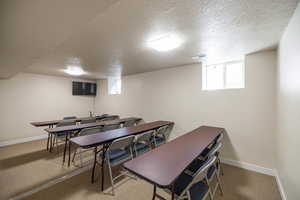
[[72, 81, 97, 96]]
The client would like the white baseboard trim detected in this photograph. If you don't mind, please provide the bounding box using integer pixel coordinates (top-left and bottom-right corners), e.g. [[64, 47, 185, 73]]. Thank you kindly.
[[0, 139, 288, 200], [0, 134, 47, 148], [274, 170, 287, 200], [220, 157, 275, 176], [220, 158, 288, 200]]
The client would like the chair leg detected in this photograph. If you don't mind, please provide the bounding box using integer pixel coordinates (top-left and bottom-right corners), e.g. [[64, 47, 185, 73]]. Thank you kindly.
[[55, 136, 64, 154], [220, 165, 224, 176], [216, 173, 224, 196], [185, 191, 192, 200], [163, 135, 167, 145], [79, 148, 83, 167], [200, 192, 211, 200], [107, 161, 115, 195], [153, 131, 158, 148], [72, 148, 77, 163], [154, 138, 158, 147], [134, 145, 138, 157], [129, 148, 138, 181], [205, 177, 213, 200], [217, 157, 224, 176], [55, 136, 59, 154]]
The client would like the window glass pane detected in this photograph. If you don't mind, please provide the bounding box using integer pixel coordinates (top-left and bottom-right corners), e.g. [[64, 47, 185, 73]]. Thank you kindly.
[[205, 64, 224, 90], [108, 77, 121, 95], [225, 62, 244, 89], [202, 60, 244, 91]]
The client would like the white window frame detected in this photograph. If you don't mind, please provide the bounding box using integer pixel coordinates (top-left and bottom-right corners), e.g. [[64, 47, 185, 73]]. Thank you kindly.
[[202, 60, 245, 91], [108, 77, 122, 95]]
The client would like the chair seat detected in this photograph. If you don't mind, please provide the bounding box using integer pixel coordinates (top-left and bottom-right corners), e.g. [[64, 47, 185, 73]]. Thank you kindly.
[[200, 147, 210, 158], [187, 159, 205, 173], [57, 132, 68, 137], [135, 142, 150, 150], [174, 172, 193, 196], [107, 148, 132, 166], [189, 181, 209, 200], [135, 143, 151, 154], [109, 149, 127, 160], [152, 135, 165, 145], [174, 167, 210, 199], [207, 165, 216, 180]]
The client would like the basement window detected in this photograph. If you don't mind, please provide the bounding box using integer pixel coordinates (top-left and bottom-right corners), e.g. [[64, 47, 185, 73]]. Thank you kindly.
[[108, 77, 121, 95], [202, 61, 245, 90]]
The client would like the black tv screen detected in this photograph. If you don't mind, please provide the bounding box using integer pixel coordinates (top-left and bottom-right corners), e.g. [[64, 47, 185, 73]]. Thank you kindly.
[[72, 81, 97, 96]]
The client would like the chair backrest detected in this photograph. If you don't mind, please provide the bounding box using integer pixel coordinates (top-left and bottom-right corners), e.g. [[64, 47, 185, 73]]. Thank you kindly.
[[157, 125, 172, 141], [123, 119, 137, 127], [206, 132, 224, 150], [101, 116, 119, 121], [179, 156, 217, 197], [63, 116, 77, 120], [216, 132, 224, 144], [57, 120, 76, 127], [108, 135, 135, 151], [80, 119, 97, 124], [79, 127, 102, 136], [102, 123, 121, 131], [136, 130, 154, 144], [206, 143, 222, 158]]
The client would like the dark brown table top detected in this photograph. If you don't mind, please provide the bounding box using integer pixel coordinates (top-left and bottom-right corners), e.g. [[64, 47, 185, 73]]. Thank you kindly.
[[45, 117, 142, 134], [31, 115, 119, 127], [70, 121, 174, 148], [123, 125, 225, 188]]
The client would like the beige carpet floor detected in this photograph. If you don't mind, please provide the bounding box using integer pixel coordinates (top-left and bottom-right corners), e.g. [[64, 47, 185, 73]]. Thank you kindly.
[[0, 139, 281, 200]]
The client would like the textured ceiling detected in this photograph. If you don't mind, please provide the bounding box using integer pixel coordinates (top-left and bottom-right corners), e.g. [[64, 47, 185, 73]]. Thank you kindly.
[[1, 0, 299, 79]]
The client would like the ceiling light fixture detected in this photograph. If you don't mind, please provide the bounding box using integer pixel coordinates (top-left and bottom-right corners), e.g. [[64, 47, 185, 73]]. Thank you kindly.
[[147, 34, 182, 52], [63, 65, 86, 76], [192, 54, 206, 60]]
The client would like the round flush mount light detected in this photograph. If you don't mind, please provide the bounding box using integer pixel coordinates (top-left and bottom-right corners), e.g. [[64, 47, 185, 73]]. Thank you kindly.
[[63, 65, 87, 76], [147, 34, 182, 52], [62, 57, 87, 76]]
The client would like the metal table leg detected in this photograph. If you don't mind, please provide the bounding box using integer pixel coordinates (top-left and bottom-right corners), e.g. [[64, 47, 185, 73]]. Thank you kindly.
[[151, 184, 168, 200], [46, 124, 53, 151], [68, 136, 71, 167], [47, 132, 50, 151], [171, 184, 175, 200], [90, 144, 108, 190], [49, 133, 54, 152], [63, 134, 68, 163], [101, 145, 107, 191], [91, 146, 98, 183], [152, 185, 157, 200]]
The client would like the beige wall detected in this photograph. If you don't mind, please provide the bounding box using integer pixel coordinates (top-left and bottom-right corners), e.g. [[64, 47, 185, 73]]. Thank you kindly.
[[0, 73, 95, 142], [277, 3, 300, 199], [95, 50, 277, 169]]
